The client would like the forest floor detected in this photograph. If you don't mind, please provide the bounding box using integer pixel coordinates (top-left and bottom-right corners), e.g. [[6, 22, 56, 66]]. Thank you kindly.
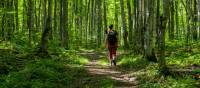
[[78, 50, 138, 88], [1, 40, 200, 87]]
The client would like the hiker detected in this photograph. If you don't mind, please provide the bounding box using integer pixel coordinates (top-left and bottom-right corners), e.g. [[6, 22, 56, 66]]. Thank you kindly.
[[105, 24, 118, 66]]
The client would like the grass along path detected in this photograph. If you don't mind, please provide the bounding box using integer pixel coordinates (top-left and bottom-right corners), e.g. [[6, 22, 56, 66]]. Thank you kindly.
[[78, 50, 138, 88]]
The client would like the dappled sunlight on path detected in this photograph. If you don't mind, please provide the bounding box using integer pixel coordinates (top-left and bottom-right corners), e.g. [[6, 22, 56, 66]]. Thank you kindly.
[[79, 50, 138, 88]]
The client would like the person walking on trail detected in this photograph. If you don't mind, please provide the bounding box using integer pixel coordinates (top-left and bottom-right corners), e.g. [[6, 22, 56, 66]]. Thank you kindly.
[[105, 24, 118, 66]]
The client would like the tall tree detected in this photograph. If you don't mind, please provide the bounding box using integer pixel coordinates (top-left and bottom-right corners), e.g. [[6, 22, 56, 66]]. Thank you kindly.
[[14, 0, 19, 32], [1, 0, 5, 39], [169, 0, 175, 40], [103, 0, 107, 37], [193, 0, 198, 40], [120, 0, 128, 49], [62, 0, 69, 49], [157, 0, 170, 75], [175, 0, 179, 39], [27, 0, 34, 45], [127, 0, 133, 45], [97, 0, 102, 47], [39, 0, 52, 54], [144, 0, 157, 62]]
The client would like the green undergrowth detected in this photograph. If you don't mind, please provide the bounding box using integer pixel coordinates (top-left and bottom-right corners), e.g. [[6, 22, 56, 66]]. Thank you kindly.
[[0, 50, 117, 88], [0, 50, 90, 88], [117, 48, 200, 88], [166, 40, 200, 67], [1, 59, 88, 88], [0, 41, 117, 88]]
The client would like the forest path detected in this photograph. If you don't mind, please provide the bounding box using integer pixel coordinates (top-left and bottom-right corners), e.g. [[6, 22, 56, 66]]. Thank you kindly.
[[78, 50, 138, 88]]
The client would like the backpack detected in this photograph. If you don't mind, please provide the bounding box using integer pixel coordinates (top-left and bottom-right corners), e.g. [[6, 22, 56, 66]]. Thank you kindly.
[[107, 30, 117, 45]]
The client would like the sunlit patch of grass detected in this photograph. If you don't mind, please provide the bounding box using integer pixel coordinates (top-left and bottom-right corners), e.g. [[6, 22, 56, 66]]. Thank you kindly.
[[137, 63, 198, 88], [59, 50, 89, 65], [118, 55, 149, 71], [163, 76, 198, 88], [97, 57, 109, 66], [78, 56, 89, 65], [166, 51, 200, 67], [0, 41, 13, 49]]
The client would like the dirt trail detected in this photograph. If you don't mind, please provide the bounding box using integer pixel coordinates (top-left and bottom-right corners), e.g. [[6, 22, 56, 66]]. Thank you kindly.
[[79, 50, 138, 88]]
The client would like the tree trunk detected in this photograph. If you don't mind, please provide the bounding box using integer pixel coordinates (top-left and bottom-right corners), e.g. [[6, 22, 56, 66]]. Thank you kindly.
[[169, 1, 175, 40], [39, 0, 52, 54], [127, 0, 133, 46], [27, 0, 34, 46], [54, 0, 57, 32], [97, 0, 102, 48], [144, 0, 157, 62], [63, 0, 69, 49], [120, 0, 128, 49], [193, 0, 198, 40], [103, 0, 107, 41], [157, 0, 170, 76], [14, 0, 19, 32], [175, 0, 179, 39]]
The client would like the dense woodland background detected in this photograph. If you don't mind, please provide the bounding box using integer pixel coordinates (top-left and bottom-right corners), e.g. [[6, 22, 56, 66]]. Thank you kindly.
[[1, 0, 200, 87]]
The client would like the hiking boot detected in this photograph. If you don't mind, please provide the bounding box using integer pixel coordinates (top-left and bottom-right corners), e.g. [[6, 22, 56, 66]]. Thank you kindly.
[[112, 59, 116, 66]]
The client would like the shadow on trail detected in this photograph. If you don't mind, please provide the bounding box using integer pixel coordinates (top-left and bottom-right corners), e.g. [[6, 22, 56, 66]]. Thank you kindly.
[[78, 50, 138, 88], [78, 50, 107, 60]]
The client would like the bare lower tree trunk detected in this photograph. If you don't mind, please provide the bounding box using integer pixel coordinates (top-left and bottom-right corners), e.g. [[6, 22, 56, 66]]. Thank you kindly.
[[175, 0, 179, 39], [97, 0, 102, 48], [14, 0, 19, 32], [63, 0, 69, 49], [120, 0, 128, 49], [157, 0, 170, 76], [39, 0, 52, 54], [103, 0, 107, 41], [144, 0, 157, 62], [22, 0, 26, 31], [169, 1, 175, 40], [1, 0, 5, 39], [127, 0, 133, 45], [27, 0, 34, 46], [193, 0, 198, 40]]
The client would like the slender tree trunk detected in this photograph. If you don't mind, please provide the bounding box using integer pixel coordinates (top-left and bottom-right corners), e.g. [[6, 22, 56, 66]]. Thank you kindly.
[[63, 0, 69, 49], [120, 0, 128, 49], [54, 0, 57, 32], [186, 0, 191, 51], [60, 0, 63, 47], [114, 0, 118, 31], [169, 1, 175, 40], [157, 0, 170, 76], [91, 0, 95, 45], [175, 0, 179, 39], [1, 0, 5, 39], [39, 0, 52, 54], [22, 0, 26, 31], [97, 0, 102, 48], [14, 0, 19, 32], [144, 0, 157, 62], [133, 0, 138, 52], [193, 0, 198, 40], [127, 0, 133, 45], [27, 0, 34, 45], [38, 0, 41, 31], [85, 0, 90, 48], [103, 0, 107, 41]]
